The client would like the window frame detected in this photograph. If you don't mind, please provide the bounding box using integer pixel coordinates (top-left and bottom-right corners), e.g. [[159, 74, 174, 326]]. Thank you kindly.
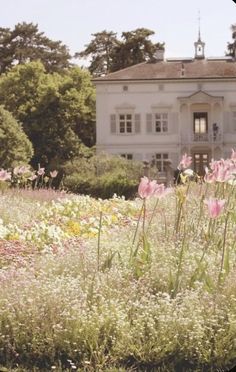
[[154, 112, 169, 133], [118, 113, 133, 135], [155, 153, 169, 172], [193, 112, 208, 134]]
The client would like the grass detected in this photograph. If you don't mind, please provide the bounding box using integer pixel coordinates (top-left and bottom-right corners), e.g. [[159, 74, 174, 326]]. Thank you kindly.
[[0, 178, 235, 371]]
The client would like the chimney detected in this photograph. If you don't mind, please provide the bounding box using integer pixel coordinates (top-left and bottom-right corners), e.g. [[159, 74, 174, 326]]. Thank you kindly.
[[153, 48, 165, 61]]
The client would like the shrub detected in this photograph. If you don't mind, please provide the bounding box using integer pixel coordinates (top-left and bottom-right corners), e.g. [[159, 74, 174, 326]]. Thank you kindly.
[[63, 153, 143, 199]]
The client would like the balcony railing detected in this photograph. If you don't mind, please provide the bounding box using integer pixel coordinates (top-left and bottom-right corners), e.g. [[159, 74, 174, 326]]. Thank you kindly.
[[181, 132, 222, 144]]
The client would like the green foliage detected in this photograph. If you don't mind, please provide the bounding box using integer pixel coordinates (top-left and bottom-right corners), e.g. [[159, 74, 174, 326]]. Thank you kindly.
[[76, 30, 120, 77], [0, 22, 71, 74], [0, 106, 33, 168], [77, 28, 164, 76], [63, 153, 142, 198], [227, 24, 236, 57], [0, 61, 95, 167]]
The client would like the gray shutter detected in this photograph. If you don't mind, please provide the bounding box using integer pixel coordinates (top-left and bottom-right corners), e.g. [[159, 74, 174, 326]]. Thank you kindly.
[[146, 113, 153, 133], [170, 112, 178, 134], [110, 114, 116, 134], [134, 114, 141, 133]]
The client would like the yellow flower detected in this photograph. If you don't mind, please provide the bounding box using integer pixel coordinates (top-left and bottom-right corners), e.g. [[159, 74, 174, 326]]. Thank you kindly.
[[65, 220, 80, 236]]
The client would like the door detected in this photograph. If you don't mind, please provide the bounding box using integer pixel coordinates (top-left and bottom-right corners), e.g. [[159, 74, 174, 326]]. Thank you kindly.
[[193, 153, 209, 176], [193, 112, 208, 141]]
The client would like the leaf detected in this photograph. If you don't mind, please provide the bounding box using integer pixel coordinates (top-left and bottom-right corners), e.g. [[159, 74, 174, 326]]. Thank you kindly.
[[223, 247, 230, 276], [101, 251, 117, 272]]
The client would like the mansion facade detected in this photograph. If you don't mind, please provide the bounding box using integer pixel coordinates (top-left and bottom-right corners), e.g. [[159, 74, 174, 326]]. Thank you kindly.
[[93, 36, 236, 176]]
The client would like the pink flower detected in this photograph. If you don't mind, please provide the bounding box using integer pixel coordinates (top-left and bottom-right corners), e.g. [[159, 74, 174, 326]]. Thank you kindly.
[[178, 153, 192, 170], [231, 148, 236, 161], [13, 165, 30, 176], [0, 169, 11, 181], [37, 167, 45, 176], [204, 198, 226, 219], [28, 174, 37, 181], [154, 183, 172, 198], [138, 177, 157, 199], [50, 170, 58, 178]]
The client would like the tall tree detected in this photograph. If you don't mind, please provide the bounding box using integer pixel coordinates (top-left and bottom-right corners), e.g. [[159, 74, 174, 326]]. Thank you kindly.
[[0, 61, 95, 168], [0, 22, 71, 74], [76, 28, 164, 76], [227, 24, 236, 58], [112, 28, 164, 71], [76, 30, 119, 77]]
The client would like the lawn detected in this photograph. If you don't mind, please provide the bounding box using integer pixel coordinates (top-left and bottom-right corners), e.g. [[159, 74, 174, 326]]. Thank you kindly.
[[0, 157, 236, 371]]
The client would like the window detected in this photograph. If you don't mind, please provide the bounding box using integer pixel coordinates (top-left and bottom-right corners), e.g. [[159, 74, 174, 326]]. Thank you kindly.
[[110, 113, 140, 134], [119, 114, 133, 134], [121, 154, 133, 160], [155, 153, 168, 172], [154, 113, 168, 133], [194, 112, 208, 133]]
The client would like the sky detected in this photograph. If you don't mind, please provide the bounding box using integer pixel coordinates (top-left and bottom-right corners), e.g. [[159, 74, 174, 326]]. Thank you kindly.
[[0, 0, 236, 65]]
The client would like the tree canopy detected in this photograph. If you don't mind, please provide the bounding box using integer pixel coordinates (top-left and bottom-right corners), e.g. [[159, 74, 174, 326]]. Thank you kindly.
[[76, 28, 164, 76], [0, 61, 95, 168], [227, 24, 236, 58], [0, 105, 33, 168], [0, 22, 71, 74]]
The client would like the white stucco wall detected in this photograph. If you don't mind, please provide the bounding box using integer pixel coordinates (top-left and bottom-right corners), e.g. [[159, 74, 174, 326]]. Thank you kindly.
[[95, 79, 236, 168]]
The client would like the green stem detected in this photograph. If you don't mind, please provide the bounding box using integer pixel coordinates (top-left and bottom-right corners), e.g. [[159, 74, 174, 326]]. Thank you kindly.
[[132, 199, 145, 245], [218, 211, 230, 284], [97, 211, 102, 271], [146, 198, 160, 233]]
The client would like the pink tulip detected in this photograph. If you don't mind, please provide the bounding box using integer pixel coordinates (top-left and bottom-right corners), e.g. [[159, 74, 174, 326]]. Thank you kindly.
[[37, 167, 45, 176], [204, 198, 226, 219], [138, 177, 157, 199], [0, 169, 11, 181], [154, 183, 172, 198], [50, 170, 58, 178], [13, 165, 30, 175], [178, 153, 192, 170], [231, 148, 236, 161], [28, 174, 37, 181]]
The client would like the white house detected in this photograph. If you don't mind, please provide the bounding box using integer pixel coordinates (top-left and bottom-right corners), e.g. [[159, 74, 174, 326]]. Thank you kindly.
[[93, 34, 236, 177]]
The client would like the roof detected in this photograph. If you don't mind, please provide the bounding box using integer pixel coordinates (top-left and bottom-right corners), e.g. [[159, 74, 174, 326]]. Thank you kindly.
[[93, 58, 236, 82]]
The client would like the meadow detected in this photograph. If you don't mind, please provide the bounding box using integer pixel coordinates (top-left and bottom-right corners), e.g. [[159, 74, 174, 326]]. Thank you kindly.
[[0, 155, 236, 371]]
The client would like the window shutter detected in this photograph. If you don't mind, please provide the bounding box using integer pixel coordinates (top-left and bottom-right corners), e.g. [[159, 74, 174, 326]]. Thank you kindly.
[[134, 114, 141, 133], [110, 114, 116, 134], [146, 113, 153, 133], [170, 112, 178, 134]]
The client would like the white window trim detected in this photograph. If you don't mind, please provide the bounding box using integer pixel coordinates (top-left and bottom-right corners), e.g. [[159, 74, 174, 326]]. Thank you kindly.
[[118, 113, 134, 135], [147, 112, 169, 134], [154, 153, 169, 172]]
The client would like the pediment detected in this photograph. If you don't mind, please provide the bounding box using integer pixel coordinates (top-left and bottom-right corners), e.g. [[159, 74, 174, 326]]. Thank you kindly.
[[178, 90, 224, 103], [115, 102, 136, 110]]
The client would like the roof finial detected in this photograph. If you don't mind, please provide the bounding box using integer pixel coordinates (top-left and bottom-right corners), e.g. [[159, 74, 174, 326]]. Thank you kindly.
[[198, 10, 201, 41]]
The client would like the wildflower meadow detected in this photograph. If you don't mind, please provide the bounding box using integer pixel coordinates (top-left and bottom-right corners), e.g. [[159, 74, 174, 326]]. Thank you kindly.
[[0, 153, 236, 371]]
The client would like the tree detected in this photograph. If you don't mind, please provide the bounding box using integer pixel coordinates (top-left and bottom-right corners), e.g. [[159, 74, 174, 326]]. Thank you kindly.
[[0, 22, 71, 74], [227, 24, 236, 58], [0, 106, 33, 168], [0, 61, 95, 168], [112, 28, 164, 71], [76, 30, 119, 77], [76, 28, 164, 76]]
